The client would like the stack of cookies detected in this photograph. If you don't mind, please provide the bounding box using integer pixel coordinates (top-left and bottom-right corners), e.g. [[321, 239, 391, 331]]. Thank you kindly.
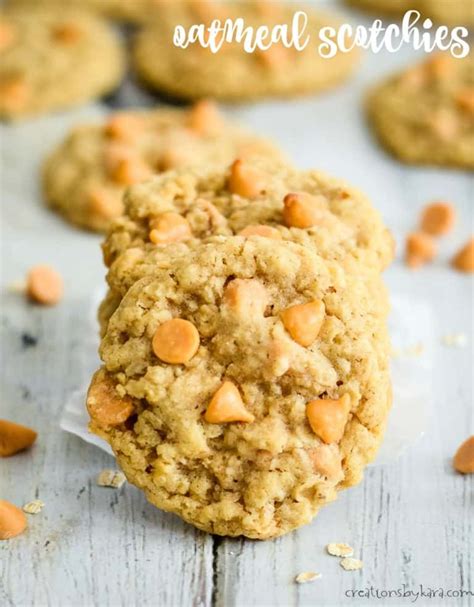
[[84, 106, 394, 538]]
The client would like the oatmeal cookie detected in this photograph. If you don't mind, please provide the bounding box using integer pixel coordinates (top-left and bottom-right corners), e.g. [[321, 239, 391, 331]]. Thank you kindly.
[[346, 0, 415, 16], [43, 102, 283, 232], [101, 157, 393, 305], [88, 237, 391, 539], [346, 0, 474, 25], [422, 0, 474, 26], [5, 0, 160, 23], [0, 8, 125, 120], [367, 54, 474, 169], [132, 1, 360, 101]]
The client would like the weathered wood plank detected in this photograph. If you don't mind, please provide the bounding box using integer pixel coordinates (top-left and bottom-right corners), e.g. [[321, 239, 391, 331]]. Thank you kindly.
[[0, 300, 214, 607]]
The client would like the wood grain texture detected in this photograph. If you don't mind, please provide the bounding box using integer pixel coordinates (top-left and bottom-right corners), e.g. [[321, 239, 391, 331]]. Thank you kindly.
[[0, 19, 473, 606]]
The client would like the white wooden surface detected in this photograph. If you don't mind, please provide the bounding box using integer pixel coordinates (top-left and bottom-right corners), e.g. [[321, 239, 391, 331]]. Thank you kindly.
[[0, 6, 473, 606]]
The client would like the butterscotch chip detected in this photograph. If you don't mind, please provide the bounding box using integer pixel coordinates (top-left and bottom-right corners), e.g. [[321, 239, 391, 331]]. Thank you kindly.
[[0, 500, 27, 540], [455, 88, 474, 115], [52, 23, 83, 44], [86, 369, 135, 429], [110, 157, 153, 186], [204, 381, 255, 424], [88, 188, 123, 220], [0, 419, 37, 457], [266, 338, 293, 378], [453, 436, 474, 474], [257, 45, 288, 69], [103, 142, 133, 173], [187, 99, 223, 135], [306, 394, 351, 444], [283, 192, 327, 229], [26, 265, 63, 306], [400, 66, 426, 89], [105, 113, 144, 141], [307, 445, 342, 480], [281, 300, 325, 347], [451, 237, 474, 273], [0, 21, 16, 51], [429, 109, 460, 142], [149, 213, 192, 245], [0, 75, 29, 114], [426, 54, 452, 80], [405, 232, 437, 269], [152, 318, 200, 364], [420, 202, 455, 236], [228, 159, 266, 198], [239, 225, 282, 239], [223, 279, 268, 318], [158, 147, 194, 171]]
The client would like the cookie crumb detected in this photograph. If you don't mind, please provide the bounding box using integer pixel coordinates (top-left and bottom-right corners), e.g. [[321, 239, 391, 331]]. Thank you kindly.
[[441, 333, 467, 348], [22, 499, 45, 514], [97, 469, 126, 488], [326, 542, 354, 557], [295, 572, 322, 584], [339, 558, 363, 571], [340, 557, 363, 571]]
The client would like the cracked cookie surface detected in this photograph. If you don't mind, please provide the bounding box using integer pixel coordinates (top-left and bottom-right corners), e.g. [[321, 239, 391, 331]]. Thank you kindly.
[[89, 237, 391, 539], [367, 54, 474, 169], [132, 1, 360, 101], [43, 103, 282, 232], [0, 8, 125, 120]]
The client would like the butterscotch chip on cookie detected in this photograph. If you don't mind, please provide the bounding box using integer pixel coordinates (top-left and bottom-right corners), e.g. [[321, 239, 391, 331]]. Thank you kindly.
[[132, 2, 360, 101], [0, 8, 125, 120], [89, 237, 391, 538], [43, 103, 283, 233], [367, 54, 474, 169]]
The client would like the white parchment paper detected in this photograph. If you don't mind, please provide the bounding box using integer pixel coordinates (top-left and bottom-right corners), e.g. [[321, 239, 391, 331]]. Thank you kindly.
[[60, 293, 433, 465]]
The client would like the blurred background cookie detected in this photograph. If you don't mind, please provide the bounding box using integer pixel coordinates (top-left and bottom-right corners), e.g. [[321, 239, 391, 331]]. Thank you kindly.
[[42, 102, 284, 232], [132, 1, 360, 102], [0, 8, 125, 120], [5, 0, 160, 23], [367, 54, 474, 169], [346, 0, 474, 25]]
